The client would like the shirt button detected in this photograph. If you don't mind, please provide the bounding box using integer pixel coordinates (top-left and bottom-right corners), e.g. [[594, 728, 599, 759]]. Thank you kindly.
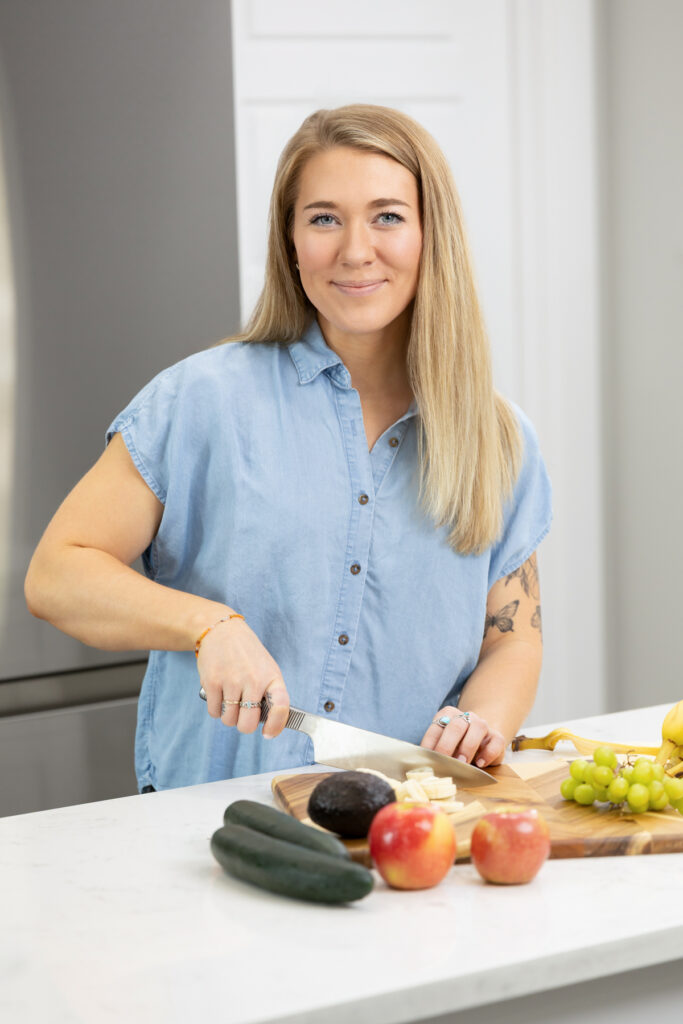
[[324, 700, 335, 713], [338, 633, 349, 645], [358, 493, 369, 505], [350, 563, 361, 575], [389, 436, 399, 447]]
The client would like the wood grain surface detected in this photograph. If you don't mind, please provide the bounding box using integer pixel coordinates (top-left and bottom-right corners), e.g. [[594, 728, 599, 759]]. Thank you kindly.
[[271, 762, 683, 865]]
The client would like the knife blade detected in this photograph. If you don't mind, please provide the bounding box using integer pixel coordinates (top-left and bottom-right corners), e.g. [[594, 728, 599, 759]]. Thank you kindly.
[[198, 688, 494, 787]]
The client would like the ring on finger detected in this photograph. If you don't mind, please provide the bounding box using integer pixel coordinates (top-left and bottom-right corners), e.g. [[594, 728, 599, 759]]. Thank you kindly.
[[433, 715, 451, 728], [220, 698, 263, 713], [458, 711, 471, 721]]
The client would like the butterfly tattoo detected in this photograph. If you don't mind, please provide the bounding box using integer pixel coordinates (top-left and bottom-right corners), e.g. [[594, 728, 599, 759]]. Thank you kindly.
[[483, 599, 519, 638], [504, 556, 540, 600], [531, 605, 542, 637]]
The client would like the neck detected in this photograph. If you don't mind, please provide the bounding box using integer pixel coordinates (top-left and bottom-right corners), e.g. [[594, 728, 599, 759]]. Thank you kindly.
[[316, 308, 413, 401]]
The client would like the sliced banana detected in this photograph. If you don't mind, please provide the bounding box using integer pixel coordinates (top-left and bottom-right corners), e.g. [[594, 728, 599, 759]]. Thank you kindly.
[[421, 777, 457, 800], [434, 800, 466, 814], [355, 767, 401, 791], [405, 768, 437, 781], [396, 779, 430, 803]]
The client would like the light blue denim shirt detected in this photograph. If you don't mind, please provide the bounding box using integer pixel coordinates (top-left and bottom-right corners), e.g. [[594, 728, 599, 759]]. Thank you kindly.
[[107, 320, 552, 791]]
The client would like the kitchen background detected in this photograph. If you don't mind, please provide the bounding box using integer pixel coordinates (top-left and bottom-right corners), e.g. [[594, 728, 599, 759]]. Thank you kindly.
[[0, 0, 680, 816]]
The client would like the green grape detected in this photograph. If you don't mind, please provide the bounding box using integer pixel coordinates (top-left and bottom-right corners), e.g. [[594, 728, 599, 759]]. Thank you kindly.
[[593, 746, 617, 769], [574, 783, 596, 806], [631, 760, 654, 786], [663, 777, 683, 803], [560, 777, 579, 800], [672, 797, 683, 815], [621, 764, 635, 783], [582, 763, 597, 786], [593, 765, 613, 788], [594, 786, 610, 802], [570, 759, 588, 782], [651, 764, 665, 782], [607, 776, 629, 803], [626, 782, 650, 813], [648, 781, 669, 811]]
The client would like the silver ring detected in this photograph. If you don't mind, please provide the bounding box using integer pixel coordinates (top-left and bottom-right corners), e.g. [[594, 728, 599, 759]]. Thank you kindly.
[[458, 711, 471, 721], [239, 700, 263, 710], [433, 715, 451, 728]]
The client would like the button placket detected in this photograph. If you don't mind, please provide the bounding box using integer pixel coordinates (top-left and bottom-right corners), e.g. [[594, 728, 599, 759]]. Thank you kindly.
[[317, 385, 376, 718]]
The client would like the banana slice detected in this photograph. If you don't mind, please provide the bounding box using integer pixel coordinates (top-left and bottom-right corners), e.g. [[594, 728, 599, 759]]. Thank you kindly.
[[355, 767, 401, 791], [396, 779, 430, 803], [421, 777, 457, 800], [433, 800, 465, 814], [405, 768, 437, 781]]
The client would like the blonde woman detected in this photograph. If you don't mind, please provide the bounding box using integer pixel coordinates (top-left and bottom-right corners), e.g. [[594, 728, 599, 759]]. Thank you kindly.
[[25, 105, 551, 793]]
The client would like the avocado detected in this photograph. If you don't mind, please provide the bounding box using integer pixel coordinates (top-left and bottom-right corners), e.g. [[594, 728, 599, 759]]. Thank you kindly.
[[308, 771, 396, 838]]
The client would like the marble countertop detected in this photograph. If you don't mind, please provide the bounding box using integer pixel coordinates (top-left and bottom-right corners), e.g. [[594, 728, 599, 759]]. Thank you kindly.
[[2, 704, 682, 1024]]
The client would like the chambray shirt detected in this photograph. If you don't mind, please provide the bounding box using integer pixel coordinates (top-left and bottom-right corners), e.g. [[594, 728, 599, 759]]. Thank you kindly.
[[107, 320, 552, 792]]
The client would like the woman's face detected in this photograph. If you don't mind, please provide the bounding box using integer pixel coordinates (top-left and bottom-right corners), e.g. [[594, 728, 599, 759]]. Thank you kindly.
[[291, 147, 423, 345]]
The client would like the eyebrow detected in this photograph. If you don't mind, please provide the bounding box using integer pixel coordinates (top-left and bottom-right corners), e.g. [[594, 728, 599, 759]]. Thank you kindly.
[[302, 198, 411, 211]]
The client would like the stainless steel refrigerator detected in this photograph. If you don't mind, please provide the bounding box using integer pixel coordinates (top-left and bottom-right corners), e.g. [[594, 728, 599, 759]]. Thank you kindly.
[[0, 1, 241, 814]]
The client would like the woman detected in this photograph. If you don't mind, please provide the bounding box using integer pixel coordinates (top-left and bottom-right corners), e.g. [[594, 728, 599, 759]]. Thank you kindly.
[[24, 104, 551, 793]]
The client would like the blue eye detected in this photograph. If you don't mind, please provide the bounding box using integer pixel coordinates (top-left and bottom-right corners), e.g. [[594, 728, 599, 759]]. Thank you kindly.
[[377, 211, 404, 225], [309, 213, 337, 226]]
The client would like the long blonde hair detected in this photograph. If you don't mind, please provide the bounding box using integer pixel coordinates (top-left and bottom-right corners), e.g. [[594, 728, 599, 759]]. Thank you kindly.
[[225, 104, 521, 554]]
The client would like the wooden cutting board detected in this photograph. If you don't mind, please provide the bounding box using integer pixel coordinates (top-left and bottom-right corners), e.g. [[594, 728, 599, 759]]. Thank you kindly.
[[271, 762, 683, 864]]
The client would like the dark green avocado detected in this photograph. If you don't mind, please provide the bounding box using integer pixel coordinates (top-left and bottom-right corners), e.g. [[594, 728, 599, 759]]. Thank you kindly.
[[308, 771, 396, 838]]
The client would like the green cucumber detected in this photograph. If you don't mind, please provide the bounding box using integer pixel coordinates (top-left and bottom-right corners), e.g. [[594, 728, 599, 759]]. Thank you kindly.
[[223, 799, 349, 859], [210, 823, 373, 904]]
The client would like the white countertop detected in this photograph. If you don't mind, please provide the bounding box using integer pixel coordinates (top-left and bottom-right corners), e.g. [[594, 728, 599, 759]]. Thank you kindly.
[[2, 704, 682, 1024]]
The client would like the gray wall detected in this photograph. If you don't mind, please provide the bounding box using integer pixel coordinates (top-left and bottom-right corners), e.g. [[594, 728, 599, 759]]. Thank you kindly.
[[601, 0, 683, 709]]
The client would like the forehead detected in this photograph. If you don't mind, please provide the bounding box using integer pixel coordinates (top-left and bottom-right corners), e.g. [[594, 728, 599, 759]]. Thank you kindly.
[[295, 146, 418, 204]]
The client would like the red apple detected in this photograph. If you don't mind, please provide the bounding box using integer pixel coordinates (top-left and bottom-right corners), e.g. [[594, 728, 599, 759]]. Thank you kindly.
[[470, 806, 550, 884], [368, 802, 456, 890]]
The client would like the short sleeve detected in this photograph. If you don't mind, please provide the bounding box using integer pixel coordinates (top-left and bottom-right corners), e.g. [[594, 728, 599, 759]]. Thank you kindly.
[[487, 404, 553, 588], [105, 363, 182, 506]]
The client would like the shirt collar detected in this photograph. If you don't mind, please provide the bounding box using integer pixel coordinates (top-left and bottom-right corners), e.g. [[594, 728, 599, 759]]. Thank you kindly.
[[287, 318, 418, 418], [288, 319, 349, 387]]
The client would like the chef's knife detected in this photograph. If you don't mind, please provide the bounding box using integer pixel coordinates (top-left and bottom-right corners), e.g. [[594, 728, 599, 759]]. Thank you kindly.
[[198, 688, 494, 787]]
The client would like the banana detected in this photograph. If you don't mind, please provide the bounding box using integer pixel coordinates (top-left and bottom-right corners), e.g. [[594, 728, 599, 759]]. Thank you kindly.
[[396, 779, 430, 803], [420, 777, 457, 800], [655, 700, 683, 765], [511, 729, 658, 757]]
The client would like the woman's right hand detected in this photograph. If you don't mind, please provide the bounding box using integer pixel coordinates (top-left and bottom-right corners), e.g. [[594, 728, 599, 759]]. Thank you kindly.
[[196, 615, 290, 738]]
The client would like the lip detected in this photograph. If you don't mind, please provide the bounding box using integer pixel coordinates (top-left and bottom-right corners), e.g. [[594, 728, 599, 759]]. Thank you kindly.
[[332, 280, 386, 295]]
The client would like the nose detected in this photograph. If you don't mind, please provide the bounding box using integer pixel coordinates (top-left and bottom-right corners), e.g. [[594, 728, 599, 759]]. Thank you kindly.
[[339, 219, 374, 265]]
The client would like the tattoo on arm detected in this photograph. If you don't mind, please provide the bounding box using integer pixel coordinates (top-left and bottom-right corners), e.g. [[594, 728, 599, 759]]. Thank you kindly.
[[531, 605, 542, 637], [483, 600, 519, 638], [504, 557, 540, 601]]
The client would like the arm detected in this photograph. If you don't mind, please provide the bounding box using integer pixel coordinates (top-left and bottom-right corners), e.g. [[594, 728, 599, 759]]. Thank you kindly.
[[420, 552, 543, 766], [24, 432, 289, 735]]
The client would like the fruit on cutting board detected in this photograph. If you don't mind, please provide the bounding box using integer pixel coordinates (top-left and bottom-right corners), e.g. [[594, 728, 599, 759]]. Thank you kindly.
[[224, 799, 350, 858], [513, 699, 683, 778], [211, 823, 374, 903], [367, 803, 457, 890], [558, 746, 683, 814], [308, 771, 396, 838], [470, 808, 550, 885]]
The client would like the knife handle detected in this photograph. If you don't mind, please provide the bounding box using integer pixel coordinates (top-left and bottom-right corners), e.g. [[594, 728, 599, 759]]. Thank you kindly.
[[198, 687, 309, 734], [259, 701, 308, 733]]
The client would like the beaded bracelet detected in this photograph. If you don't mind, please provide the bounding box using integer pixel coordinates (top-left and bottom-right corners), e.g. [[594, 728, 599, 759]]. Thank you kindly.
[[194, 613, 245, 658]]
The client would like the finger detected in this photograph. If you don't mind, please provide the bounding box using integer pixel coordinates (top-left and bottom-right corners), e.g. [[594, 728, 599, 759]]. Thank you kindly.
[[220, 690, 242, 728], [448, 719, 488, 762], [261, 678, 290, 739], [472, 732, 506, 768], [420, 707, 467, 752], [201, 674, 232, 720]]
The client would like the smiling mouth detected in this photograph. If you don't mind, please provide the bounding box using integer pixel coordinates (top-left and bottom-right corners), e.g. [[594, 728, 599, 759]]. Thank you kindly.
[[332, 280, 386, 295]]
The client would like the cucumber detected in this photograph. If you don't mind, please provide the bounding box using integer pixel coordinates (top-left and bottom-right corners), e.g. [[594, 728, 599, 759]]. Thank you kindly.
[[223, 799, 350, 859], [210, 823, 374, 904]]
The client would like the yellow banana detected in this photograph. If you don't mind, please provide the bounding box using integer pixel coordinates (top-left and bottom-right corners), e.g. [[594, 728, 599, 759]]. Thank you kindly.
[[511, 729, 658, 757], [655, 700, 683, 765]]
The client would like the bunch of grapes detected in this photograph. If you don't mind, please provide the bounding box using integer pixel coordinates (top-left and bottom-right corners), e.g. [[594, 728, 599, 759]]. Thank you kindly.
[[560, 746, 683, 814]]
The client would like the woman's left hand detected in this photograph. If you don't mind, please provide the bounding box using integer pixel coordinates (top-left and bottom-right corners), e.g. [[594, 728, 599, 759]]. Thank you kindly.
[[419, 706, 506, 768]]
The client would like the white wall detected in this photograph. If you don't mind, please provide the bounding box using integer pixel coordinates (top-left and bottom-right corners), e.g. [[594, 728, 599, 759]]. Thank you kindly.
[[600, 0, 683, 711], [230, 0, 606, 726]]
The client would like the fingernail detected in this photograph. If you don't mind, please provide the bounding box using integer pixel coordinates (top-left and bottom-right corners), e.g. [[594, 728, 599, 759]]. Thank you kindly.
[[476, 758, 486, 767], [262, 732, 273, 740], [457, 754, 467, 762]]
